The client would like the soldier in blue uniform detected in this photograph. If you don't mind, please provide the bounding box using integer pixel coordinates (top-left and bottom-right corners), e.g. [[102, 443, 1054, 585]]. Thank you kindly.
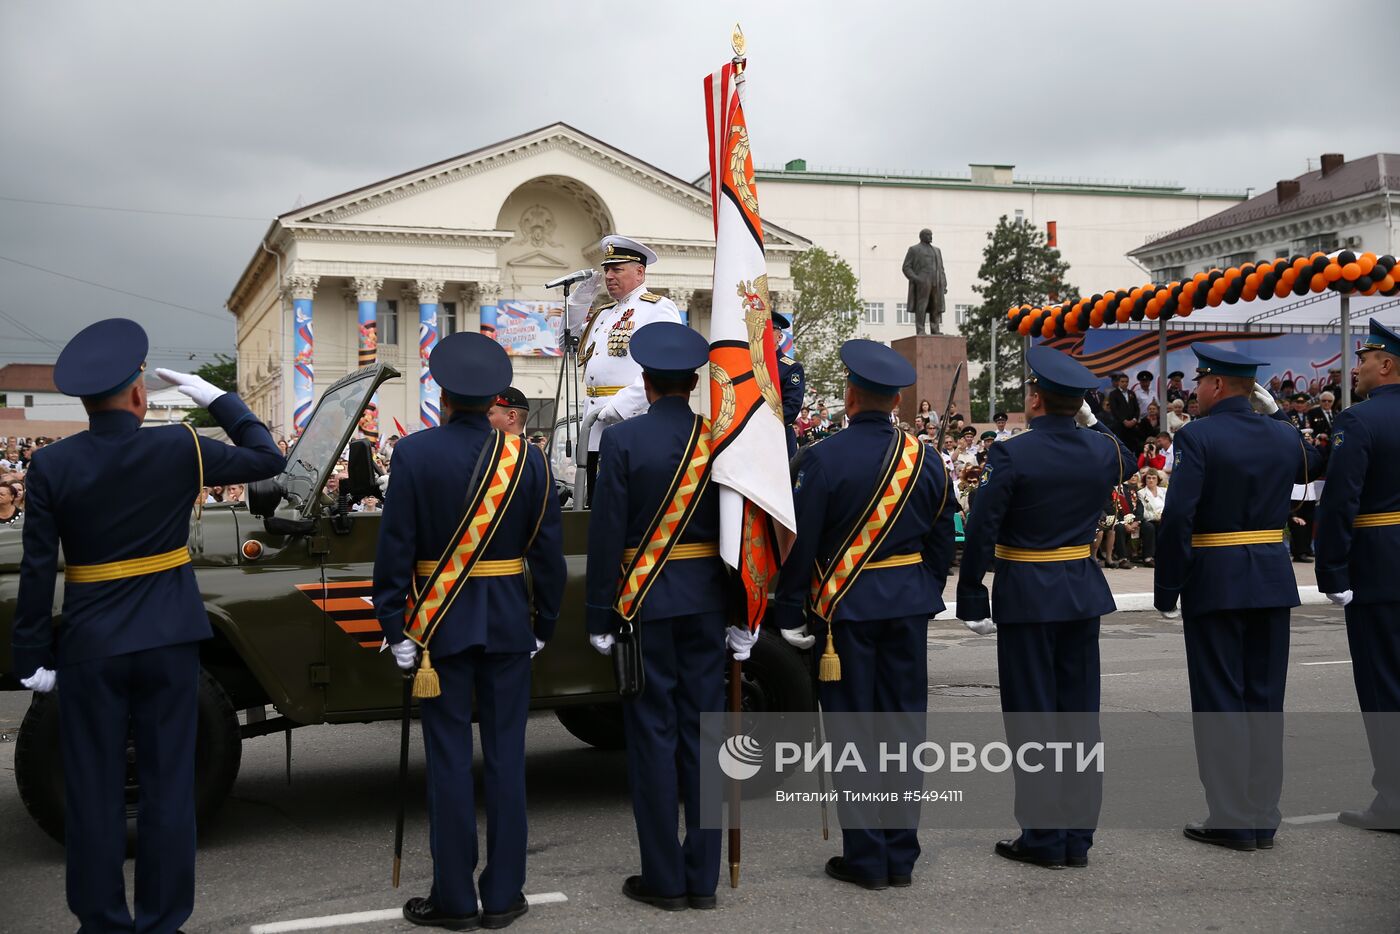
[[1154, 343, 1321, 851], [585, 322, 744, 911], [774, 339, 955, 890], [1315, 318, 1400, 833], [11, 318, 283, 934], [374, 332, 565, 931], [773, 311, 805, 459], [957, 346, 1135, 870]]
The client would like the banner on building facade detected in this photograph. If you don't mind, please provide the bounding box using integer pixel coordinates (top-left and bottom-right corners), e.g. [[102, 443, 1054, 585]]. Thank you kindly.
[[479, 300, 565, 356], [1050, 329, 1350, 395]]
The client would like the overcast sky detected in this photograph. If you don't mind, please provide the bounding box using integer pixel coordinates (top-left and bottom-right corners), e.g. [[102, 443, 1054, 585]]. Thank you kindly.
[[2, 0, 1394, 369]]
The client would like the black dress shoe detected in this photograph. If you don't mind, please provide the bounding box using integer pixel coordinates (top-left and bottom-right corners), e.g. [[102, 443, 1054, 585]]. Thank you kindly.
[[888, 873, 912, 887], [1255, 834, 1275, 850], [687, 893, 717, 909], [824, 856, 889, 890], [1066, 854, 1089, 868], [481, 894, 528, 929], [622, 875, 687, 911], [1338, 808, 1400, 833], [994, 839, 1065, 869], [1183, 823, 1256, 851], [403, 896, 481, 931]]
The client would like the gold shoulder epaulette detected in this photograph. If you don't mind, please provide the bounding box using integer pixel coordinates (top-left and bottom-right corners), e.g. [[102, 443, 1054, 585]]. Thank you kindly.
[[597, 300, 618, 310], [639, 292, 662, 303], [780, 354, 796, 366]]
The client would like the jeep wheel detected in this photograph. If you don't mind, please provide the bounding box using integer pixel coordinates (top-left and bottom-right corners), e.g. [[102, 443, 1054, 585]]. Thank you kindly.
[[555, 703, 626, 750], [14, 669, 243, 846], [726, 628, 816, 797]]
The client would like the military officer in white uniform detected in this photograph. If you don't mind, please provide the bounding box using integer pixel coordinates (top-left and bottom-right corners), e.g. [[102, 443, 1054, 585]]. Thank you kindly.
[[566, 235, 683, 499]]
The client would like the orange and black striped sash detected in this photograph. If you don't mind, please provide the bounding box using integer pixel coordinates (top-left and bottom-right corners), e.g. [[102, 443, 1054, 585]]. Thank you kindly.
[[405, 431, 526, 647], [807, 432, 924, 622], [614, 416, 714, 621]]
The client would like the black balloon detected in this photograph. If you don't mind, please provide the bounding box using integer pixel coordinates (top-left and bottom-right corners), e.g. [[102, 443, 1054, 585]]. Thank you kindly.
[[1356, 276, 1374, 291], [1292, 276, 1310, 296], [1193, 288, 1209, 309], [1338, 250, 1356, 266]]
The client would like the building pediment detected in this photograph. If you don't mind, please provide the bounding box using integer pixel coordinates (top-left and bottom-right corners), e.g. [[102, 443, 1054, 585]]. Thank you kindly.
[[505, 249, 568, 270]]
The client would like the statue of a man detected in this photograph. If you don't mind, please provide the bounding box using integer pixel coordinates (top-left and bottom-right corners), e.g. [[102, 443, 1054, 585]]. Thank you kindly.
[[902, 228, 947, 335]]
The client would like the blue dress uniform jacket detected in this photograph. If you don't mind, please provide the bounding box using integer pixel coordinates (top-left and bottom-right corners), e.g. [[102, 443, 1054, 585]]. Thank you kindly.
[[1315, 384, 1400, 603], [585, 395, 726, 634], [373, 410, 565, 654], [1154, 397, 1321, 616], [12, 393, 281, 934], [772, 412, 955, 631], [956, 417, 1133, 624], [12, 394, 283, 677], [779, 355, 805, 459], [1314, 382, 1400, 822]]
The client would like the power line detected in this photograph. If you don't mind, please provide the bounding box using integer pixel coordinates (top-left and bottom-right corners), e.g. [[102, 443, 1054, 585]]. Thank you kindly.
[[0, 194, 268, 222], [0, 254, 232, 322]]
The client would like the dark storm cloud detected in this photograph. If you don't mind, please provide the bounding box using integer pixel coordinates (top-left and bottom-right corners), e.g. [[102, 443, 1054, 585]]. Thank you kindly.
[[1, 0, 1393, 363]]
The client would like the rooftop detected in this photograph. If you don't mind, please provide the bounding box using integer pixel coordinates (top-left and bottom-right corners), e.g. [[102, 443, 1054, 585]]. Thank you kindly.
[[729, 160, 1247, 199], [0, 363, 58, 393], [1132, 153, 1398, 253]]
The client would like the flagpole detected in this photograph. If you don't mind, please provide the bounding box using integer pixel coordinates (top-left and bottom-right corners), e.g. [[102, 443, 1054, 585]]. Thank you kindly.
[[725, 22, 747, 891]]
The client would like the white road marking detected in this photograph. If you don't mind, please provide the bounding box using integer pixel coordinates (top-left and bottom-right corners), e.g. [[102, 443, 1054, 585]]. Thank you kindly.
[[1101, 672, 1141, 678], [249, 892, 568, 933], [1299, 660, 1353, 666], [1282, 812, 1341, 825]]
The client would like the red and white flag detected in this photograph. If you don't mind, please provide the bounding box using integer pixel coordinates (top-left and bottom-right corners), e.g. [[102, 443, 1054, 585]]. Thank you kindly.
[[703, 58, 797, 631]]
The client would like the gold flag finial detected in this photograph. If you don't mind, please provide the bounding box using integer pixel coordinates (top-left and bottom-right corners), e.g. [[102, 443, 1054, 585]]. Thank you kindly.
[[731, 23, 746, 58]]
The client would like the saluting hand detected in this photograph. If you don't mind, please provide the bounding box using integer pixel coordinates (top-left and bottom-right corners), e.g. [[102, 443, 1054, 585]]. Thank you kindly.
[[1074, 401, 1098, 428], [154, 368, 227, 408], [1249, 384, 1280, 416]]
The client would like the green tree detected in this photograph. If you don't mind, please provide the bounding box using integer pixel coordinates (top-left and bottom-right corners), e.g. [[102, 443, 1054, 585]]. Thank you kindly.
[[965, 216, 1078, 420], [790, 246, 859, 402], [182, 353, 238, 427]]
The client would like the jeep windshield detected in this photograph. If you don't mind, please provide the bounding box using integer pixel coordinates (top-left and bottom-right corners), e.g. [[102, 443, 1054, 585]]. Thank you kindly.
[[280, 365, 396, 512]]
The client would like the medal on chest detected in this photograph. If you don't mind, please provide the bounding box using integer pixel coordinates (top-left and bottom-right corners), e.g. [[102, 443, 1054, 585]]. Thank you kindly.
[[608, 308, 635, 357]]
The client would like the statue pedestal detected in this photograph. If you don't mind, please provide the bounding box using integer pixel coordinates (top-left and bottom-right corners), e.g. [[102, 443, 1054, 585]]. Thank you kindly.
[[891, 335, 970, 427]]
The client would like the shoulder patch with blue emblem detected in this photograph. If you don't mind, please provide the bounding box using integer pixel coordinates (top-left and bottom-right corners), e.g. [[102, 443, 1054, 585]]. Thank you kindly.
[[1333, 429, 1344, 449], [794, 469, 805, 492]]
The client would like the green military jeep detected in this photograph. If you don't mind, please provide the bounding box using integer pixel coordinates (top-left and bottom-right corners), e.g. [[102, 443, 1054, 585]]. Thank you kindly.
[[0, 364, 812, 843]]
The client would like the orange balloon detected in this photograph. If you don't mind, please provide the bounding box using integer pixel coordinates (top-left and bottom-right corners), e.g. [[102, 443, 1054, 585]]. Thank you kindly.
[[1342, 263, 1362, 281], [1255, 261, 1274, 276], [1041, 318, 1056, 338], [1146, 304, 1160, 320], [1182, 281, 1197, 296], [1178, 294, 1193, 312], [1377, 274, 1396, 291], [1242, 286, 1258, 302], [1193, 272, 1209, 285], [1309, 273, 1327, 292], [1359, 253, 1377, 276], [1323, 263, 1343, 282], [1179, 306, 1193, 318], [1018, 317, 1033, 336], [1207, 291, 1223, 307], [1225, 267, 1240, 282], [1293, 257, 1311, 272], [1245, 273, 1261, 290], [1089, 309, 1104, 327], [1274, 280, 1290, 299], [1116, 306, 1131, 323]]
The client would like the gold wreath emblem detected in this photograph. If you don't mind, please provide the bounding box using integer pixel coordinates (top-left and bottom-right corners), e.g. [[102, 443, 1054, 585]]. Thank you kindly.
[[710, 362, 738, 441], [729, 126, 760, 216], [736, 276, 782, 421]]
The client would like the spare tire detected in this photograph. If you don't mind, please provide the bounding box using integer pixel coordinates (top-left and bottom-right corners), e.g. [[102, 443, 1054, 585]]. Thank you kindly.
[[14, 669, 243, 846]]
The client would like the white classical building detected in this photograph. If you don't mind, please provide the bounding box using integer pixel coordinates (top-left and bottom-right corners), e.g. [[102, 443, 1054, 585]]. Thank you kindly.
[[744, 160, 1246, 344], [225, 123, 809, 439], [1130, 152, 1398, 283]]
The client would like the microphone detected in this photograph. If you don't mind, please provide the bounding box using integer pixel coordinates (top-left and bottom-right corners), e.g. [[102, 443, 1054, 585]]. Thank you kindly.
[[545, 268, 594, 290]]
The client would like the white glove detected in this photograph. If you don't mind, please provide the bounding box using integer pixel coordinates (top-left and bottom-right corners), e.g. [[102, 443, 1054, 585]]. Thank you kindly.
[[726, 625, 759, 661], [1326, 590, 1354, 607], [375, 472, 390, 494], [780, 626, 816, 650], [21, 667, 56, 693], [531, 637, 546, 659], [1075, 401, 1098, 428], [963, 618, 997, 636], [390, 640, 418, 671], [589, 633, 615, 656], [154, 368, 227, 408], [565, 271, 602, 331], [1249, 384, 1279, 415], [1159, 608, 1181, 620], [595, 404, 623, 426]]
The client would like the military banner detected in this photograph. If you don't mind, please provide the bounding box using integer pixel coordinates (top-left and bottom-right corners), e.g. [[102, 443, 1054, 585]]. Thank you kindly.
[[704, 55, 797, 630]]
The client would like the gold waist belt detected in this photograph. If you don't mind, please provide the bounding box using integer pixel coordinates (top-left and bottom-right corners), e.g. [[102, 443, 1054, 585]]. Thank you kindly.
[[1190, 529, 1286, 547], [64, 546, 191, 584], [415, 558, 525, 578], [994, 544, 1093, 563], [621, 541, 719, 563], [1354, 511, 1400, 529], [586, 385, 624, 398], [863, 552, 923, 570]]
